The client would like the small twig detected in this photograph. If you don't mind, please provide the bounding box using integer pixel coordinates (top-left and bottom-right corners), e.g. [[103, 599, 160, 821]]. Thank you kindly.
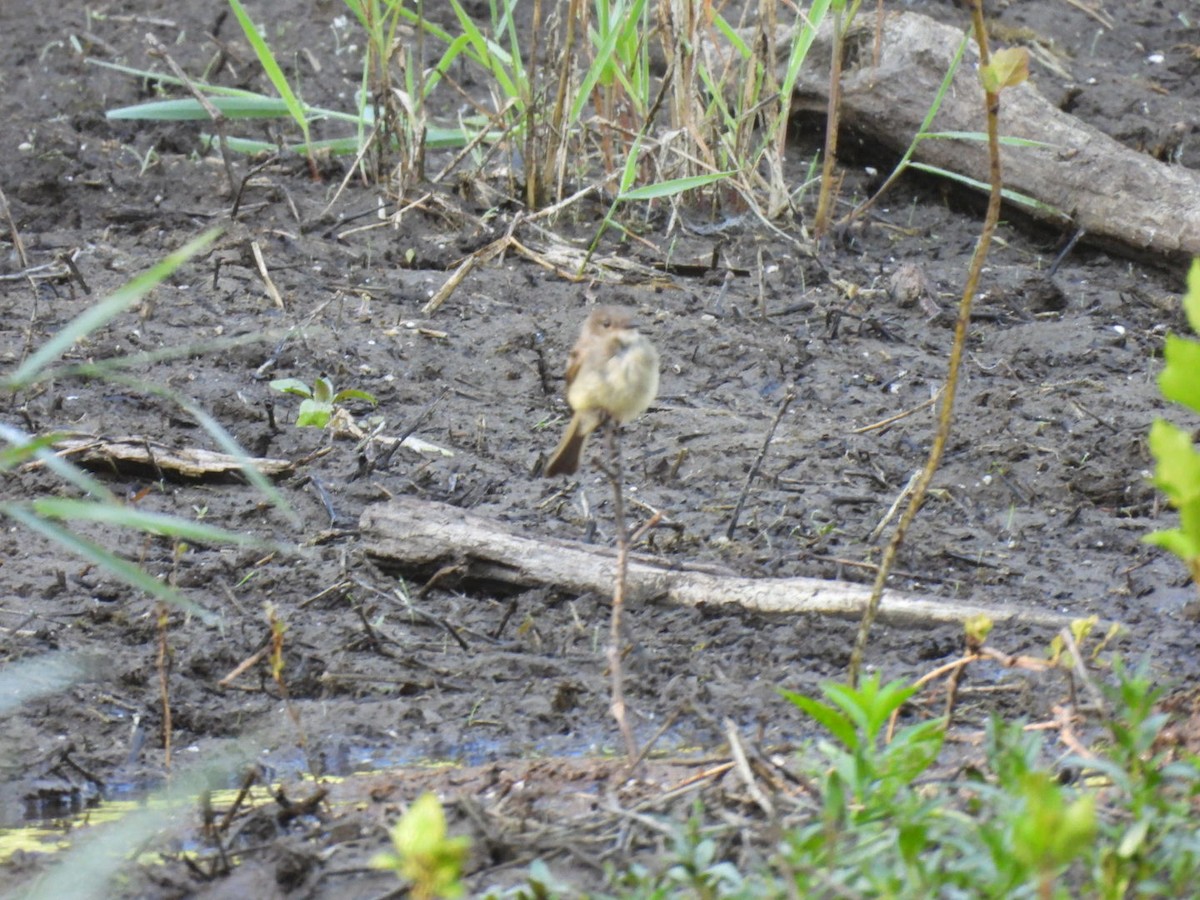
[[1048, 227, 1085, 276], [868, 469, 921, 543], [307, 474, 342, 527], [725, 719, 774, 817], [145, 33, 236, 197], [249, 240, 285, 311], [230, 154, 283, 220], [1060, 0, 1114, 29], [852, 389, 941, 434], [626, 704, 684, 770], [266, 605, 310, 766], [57, 249, 92, 295], [885, 652, 974, 743], [218, 767, 260, 833], [726, 387, 796, 539], [0, 185, 31, 272], [1058, 626, 1106, 713], [217, 641, 271, 687]]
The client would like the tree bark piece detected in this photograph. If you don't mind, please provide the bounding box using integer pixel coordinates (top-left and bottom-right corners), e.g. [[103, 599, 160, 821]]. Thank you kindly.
[[786, 11, 1200, 262], [360, 496, 1081, 629]]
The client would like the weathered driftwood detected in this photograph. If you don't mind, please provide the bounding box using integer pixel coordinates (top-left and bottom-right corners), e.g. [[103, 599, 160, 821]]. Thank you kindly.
[[784, 11, 1200, 261], [360, 496, 1075, 629], [49, 435, 293, 479]]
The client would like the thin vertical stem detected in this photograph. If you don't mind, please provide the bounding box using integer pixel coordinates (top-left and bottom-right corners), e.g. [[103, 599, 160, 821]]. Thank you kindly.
[[606, 425, 640, 762], [848, 0, 1003, 685]]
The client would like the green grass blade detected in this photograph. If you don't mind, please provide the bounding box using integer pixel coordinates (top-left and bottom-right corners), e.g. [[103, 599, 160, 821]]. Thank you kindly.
[[907, 161, 1069, 219], [712, 12, 751, 59], [207, 124, 477, 156], [30, 498, 268, 549], [574, 7, 630, 122], [918, 130, 1059, 150], [0, 431, 63, 471], [779, 0, 832, 99], [618, 171, 734, 201], [210, 135, 362, 155], [4, 229, 221, 391], [341, 0, 370, 32], [107, 96, 296, 121], [446, 0, 519, 99], [227, 0, 311, 141], [0, 423, 120, 503], [175, 398, 296, 523], [1, 504, 219, 624]]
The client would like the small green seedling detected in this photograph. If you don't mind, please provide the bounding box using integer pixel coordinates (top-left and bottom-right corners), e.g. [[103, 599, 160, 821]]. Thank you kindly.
[[373, 792, 470, 900], [270, 375, 377, 429]]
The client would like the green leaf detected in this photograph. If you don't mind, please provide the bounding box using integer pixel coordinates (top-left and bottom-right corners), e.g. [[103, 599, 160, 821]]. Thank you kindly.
[[824, 676, 917, 742], [1159, 334, 1200, 413], [980, 46, 1030, 94], [296, 399, 333, 428], [964, 613, 993, 645], [881, 719, 944, 786], [332, 388, 377, 406], [1118, 817, 1151, 859], [1186, 258, 1200, 335], [375, 793, 470, 897], [269, 378, 313, 398], [1147, 419, 1200, 504], [780, 689, 858, 750], [311, 376, 335, 404]]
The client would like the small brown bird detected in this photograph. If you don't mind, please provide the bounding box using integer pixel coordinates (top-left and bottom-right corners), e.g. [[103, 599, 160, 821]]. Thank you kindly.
[[543, 306, 660, 477]]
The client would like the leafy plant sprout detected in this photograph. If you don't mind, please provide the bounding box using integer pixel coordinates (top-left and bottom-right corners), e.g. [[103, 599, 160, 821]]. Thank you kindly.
[[270, 374, 378, 429]]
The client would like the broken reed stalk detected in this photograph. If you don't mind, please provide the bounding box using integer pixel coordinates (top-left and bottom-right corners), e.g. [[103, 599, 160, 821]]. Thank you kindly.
[[847, 0, 1005, 686], [812, 1, 861, 238], [156, 601, 173, 770], [605, 425, 641, 763], [266, 604, 312, 768]]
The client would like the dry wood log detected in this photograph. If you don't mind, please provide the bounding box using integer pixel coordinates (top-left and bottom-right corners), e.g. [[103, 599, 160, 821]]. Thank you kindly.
[[360, 496, 1080, 629], [783, 11, 1200, 262]]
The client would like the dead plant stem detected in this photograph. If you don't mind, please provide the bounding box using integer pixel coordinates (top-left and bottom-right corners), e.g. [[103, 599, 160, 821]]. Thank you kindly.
[[812, 2, 860, 238], [848, 0, 1002, 686], [156, 602, 172, 770], [605, 425, 640, 763]]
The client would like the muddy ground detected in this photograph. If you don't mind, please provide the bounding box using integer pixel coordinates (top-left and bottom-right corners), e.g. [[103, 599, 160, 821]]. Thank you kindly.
[[1, 0, 1198, 896]]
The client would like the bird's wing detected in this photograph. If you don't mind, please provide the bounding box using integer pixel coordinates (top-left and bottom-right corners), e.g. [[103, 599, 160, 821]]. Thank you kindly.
[[564, 346, 583, 389]]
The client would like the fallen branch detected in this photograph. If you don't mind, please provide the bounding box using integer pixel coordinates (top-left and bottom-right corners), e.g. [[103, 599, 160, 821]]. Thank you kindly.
[[782, 10, 1200, 261], [360, 496, 1086, 629]]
